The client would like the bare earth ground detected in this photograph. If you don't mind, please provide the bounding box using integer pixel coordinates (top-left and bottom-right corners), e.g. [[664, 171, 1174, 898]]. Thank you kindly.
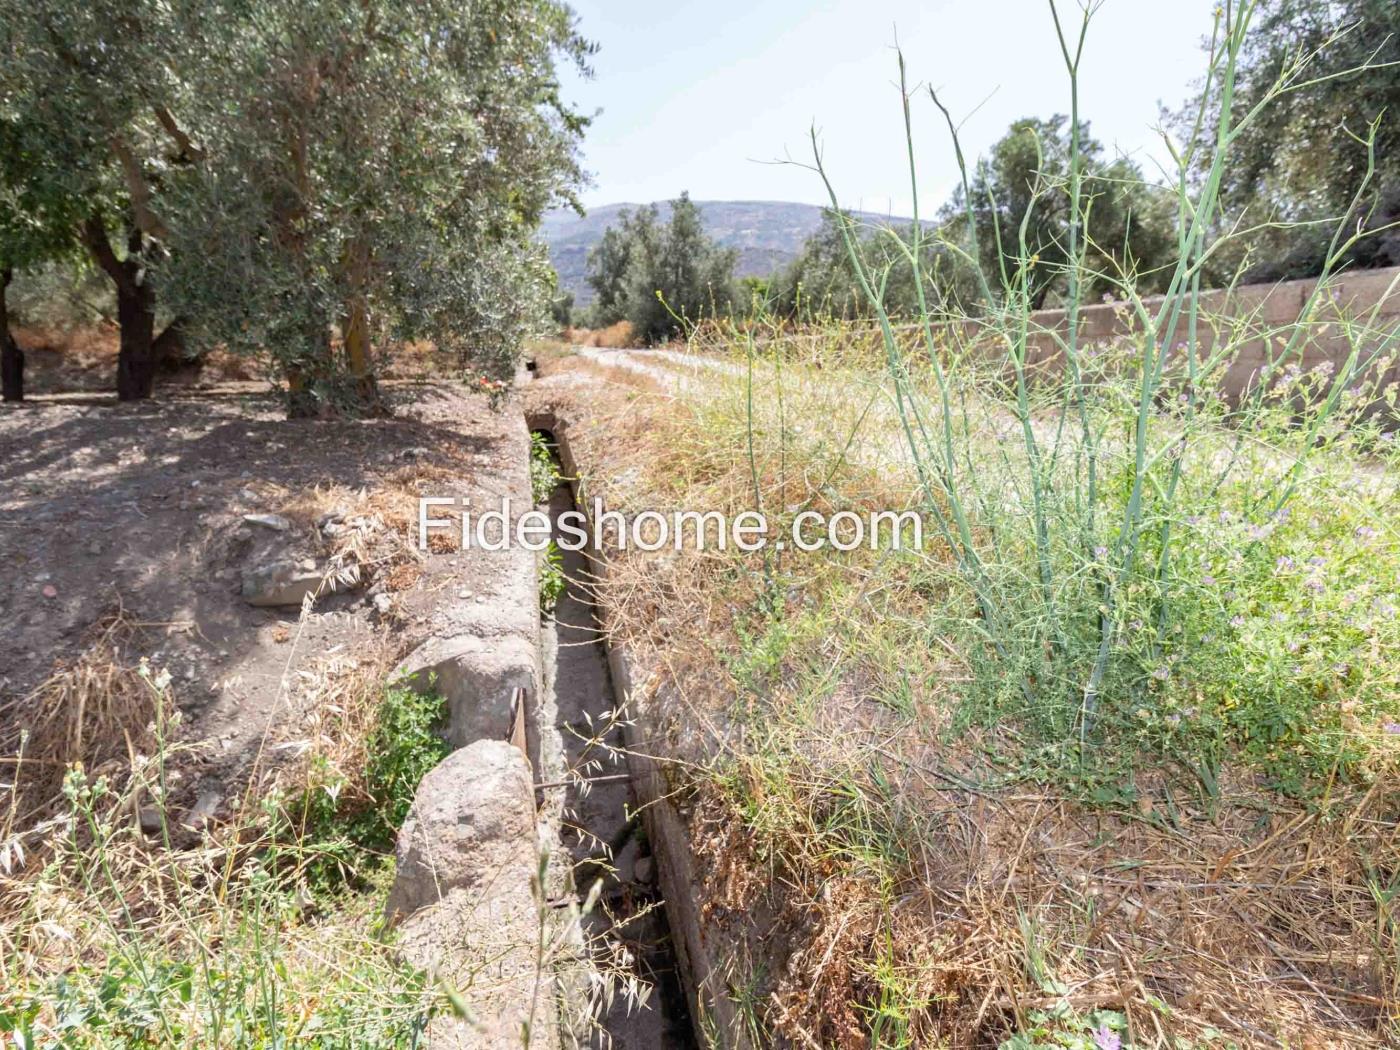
[[0, 380, 525, 825]]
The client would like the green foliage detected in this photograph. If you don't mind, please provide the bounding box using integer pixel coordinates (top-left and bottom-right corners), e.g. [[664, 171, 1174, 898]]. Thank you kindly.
[[0, 674, 436, 1048], [530, 431, 562, 503], [942, 115, 1178, 308], [293, 682, 449, 886], [539, 540, 566, 614], [799, 2, 1400, 797], [157, 0, 592, 410], [584, 192, 738, 342], [1, 0, 592, 410], [1182, 0, 1400, 281], [770, 117, 1177, 320]]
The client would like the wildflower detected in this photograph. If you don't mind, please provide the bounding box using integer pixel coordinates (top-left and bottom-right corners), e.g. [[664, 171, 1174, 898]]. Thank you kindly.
[[1308, 555, 1326, 567], [1230, 614, 1246, 627], [1272, 612, 1288, 623], [1304, 577, 1325, 595], [1093, 1025, 1122, 1050], [1384, 723, 1400, 735], [1275, 555, 1295, 573], [1247, 523, 1272, 540], [1094, 545, 1108, 560], [1356, 525, 1377, 540], [1201, 575, 1216, 586]]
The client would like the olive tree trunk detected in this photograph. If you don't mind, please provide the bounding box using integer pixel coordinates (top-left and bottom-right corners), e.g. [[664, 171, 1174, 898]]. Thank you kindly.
[[1, 268, 24, 402], [82, 216, 174, 401]]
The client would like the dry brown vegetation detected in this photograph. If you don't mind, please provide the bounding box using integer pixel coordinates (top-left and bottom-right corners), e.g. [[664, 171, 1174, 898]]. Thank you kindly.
[[527, 344, 1400, 1048], [562, 320, 638, 348]]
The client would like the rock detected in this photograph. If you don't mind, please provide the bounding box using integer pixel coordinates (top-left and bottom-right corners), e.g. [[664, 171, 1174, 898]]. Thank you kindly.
[[241, 559, 326, 607], [633, 854, 655, 884], [242, 513, 292, 532], [373, 593, 393, 615], [182, 789, 222, 830], [386, 740, 536, 918], [388, 742, 545, 1049], [397, 634, 536, 746], [138, 806, 163, 834]]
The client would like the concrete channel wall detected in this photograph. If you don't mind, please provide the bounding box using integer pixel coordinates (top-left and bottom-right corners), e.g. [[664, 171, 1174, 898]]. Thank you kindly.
[[384, 408, 557, 1049], [529, 409, 748, 1050]]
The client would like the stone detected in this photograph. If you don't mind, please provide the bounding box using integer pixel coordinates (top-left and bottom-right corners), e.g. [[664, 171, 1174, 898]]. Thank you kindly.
[[388, 741, 546, 1050], [397, 633, 536, 746], [633, 854, 655, 884], [373, 593, 393, 615], [138, 806, 163, 834], [386, 740, 536, 918], [242, 513, 292, 532], [241, 559, 325, 607]]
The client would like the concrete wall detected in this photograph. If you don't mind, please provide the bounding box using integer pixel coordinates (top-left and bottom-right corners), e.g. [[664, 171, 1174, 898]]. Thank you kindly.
[[1015, 266, 1400, 405]]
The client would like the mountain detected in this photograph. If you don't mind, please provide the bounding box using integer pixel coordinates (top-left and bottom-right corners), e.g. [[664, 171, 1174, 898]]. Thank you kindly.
[[538, 199, 914, 307]]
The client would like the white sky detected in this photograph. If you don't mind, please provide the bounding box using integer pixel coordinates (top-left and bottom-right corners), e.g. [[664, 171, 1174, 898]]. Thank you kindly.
[[557, 0, 1219, 216]]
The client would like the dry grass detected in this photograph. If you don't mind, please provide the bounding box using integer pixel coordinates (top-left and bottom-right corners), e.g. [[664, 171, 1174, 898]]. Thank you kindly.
[[528, 340, 1400, 1047], [0, 611, 159, 837], [563, 320, 638, 348]]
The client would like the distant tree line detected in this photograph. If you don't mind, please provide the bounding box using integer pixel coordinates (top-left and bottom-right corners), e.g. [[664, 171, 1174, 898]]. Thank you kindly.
[[577, 0, 1397, 341], [0, 0, 591, 412]]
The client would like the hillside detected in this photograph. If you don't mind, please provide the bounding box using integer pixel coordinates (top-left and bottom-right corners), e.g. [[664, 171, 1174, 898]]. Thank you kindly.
[[539, 199, 913, 306]]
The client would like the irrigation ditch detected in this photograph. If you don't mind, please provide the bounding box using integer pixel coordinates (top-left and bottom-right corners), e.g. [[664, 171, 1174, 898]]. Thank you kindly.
[[382, 395, 721, 1048]]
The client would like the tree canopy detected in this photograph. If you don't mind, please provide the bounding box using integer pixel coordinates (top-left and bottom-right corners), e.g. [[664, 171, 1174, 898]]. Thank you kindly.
[[1182, 0, 1400, 280], [0, 0, 590, 412], [584, 193, 737, 343]]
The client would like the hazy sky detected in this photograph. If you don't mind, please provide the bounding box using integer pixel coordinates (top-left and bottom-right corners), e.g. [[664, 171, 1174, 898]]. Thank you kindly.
[[557, 0, 1218, 216]]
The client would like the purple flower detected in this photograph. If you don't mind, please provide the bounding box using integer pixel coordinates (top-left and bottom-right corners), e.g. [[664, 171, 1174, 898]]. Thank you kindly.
[[1384, 723, 1400, 735], [1356, 525, 1377, 540], [1152, 666, 1170, 681], [1094, 545, 1108, 559], [1275, 556, 1295, 573], [1093, 1025, 1122, 1050], [1231, 614, 1246, 627], [1202, 574, 1216, 586]]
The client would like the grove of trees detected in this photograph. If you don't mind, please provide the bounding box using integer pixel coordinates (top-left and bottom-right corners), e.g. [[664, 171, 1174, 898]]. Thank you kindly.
[[584, 192, 738, 344], [0, 0, 591, 414], [579, 0, 1397, 334]]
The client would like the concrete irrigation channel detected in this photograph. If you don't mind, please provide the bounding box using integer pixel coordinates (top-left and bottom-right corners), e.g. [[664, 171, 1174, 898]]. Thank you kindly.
[[377, 384, 707, 1047], [533, 424, 697, 1048]]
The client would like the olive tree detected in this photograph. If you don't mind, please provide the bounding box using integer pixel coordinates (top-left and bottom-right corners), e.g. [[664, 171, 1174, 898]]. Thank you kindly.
[[0, 0, 191, 400], [159, 0, 592, 416], [584, 193, 737, 343]]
